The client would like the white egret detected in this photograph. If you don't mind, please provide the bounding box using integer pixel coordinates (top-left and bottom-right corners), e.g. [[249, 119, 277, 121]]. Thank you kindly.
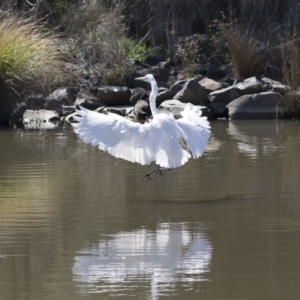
[[72, 74, 211, 179]]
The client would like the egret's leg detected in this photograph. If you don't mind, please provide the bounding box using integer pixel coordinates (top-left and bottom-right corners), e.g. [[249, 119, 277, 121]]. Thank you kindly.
[[143, 165, 170, 180]]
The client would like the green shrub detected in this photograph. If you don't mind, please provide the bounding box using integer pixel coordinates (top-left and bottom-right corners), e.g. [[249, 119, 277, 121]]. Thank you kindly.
[[123, 38, 149, 62]]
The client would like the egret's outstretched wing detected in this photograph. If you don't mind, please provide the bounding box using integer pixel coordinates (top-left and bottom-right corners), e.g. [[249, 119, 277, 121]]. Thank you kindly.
[[177, 104, 211, 158], [72, 107, 192, 169], [72, 107, 156, 165]]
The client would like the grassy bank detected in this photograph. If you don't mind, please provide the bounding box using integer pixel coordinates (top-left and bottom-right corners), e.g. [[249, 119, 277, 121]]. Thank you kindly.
[[1, 0, 300, 119]]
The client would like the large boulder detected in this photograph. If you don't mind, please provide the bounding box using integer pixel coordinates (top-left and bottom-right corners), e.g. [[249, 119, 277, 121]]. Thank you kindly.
[[227, 92, 284, 119], [173, 79, 209, 105], [207, 102, 228, 119], [209, 86, 239, 104], [97, 86, 131, 106], [75, 96, 106, 110], [156, 89, 175, 106], [235, 77, 264, 96]]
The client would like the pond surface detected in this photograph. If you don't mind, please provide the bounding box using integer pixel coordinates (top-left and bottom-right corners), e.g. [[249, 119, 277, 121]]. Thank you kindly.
[[1, 120, 300, 300]]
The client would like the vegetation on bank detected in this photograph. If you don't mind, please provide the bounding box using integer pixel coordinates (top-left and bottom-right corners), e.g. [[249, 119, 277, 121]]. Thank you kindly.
[[0, 13, 70, 124], [1, 0, 300, 121]]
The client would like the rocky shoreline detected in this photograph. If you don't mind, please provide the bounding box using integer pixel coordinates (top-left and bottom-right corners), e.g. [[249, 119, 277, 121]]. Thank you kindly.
[[7, 56, 289, 129]]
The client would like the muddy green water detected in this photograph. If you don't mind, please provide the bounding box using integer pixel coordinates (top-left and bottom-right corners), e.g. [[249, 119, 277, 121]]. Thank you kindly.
[[0, 120, 300, 300]]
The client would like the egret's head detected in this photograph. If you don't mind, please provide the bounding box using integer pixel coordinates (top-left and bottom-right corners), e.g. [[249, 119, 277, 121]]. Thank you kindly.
[[135, 74, 155, 84]]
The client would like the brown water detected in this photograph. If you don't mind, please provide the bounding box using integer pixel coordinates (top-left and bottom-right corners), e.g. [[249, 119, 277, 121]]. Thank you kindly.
[[0, 120, 300, 300]]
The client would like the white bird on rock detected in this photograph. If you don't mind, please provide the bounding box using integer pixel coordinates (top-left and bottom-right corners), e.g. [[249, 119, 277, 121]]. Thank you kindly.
[[72, 74, 211, 180]]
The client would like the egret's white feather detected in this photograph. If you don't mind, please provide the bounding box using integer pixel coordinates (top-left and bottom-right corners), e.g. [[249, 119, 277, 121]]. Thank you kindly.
[[72, 74, 211, 170]]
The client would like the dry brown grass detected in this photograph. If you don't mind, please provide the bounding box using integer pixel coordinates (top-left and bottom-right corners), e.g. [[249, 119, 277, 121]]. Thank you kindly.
[[220, 22, 276, 79], [57, 1, 130, 85], [280, 38, 300, 116]]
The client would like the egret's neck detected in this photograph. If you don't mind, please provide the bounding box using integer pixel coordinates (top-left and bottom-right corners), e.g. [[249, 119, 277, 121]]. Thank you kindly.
[[149, 81, 158, 116]]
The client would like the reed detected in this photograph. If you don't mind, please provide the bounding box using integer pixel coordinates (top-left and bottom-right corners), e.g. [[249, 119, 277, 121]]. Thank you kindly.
[[280, 38, 300, 116], [220, 22, 275, 79]]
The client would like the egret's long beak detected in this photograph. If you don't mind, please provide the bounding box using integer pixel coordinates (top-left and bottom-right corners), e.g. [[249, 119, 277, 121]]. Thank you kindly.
[[135, 76, 146, 81]]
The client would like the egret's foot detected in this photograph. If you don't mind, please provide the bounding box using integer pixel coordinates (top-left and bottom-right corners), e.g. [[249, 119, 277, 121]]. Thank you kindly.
[[143, 166, 169, 180]]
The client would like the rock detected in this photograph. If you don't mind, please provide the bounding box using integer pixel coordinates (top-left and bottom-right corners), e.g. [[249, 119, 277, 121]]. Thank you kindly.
[[10, 94, 46, 126], [130, 87, 148, 105], [235, 77, 264, 95], [44, 87, 77, 115], [168, 75, 177, 85], [199, 77, 222, 93], [156, 81, 170, 89], [221, 77, 238, 86], [158, 100, 186, 117], [156, 61, 173, 69], [62, 105, 76, 115], [260, 77, 283, 86], [206, 64, 232, 80], [97, 86, 131, 106], [10, 102, 27, 126], [129, 71, 151, 89], [227, 92, 284, 119], [144, 54, 165, 66], [46, 87, 77, 104], [151, 68, 170, 83], [209, 86, 239, 104], [124, 107, 137, 122], [104, 107, 125, 117], [75, 97, 106, 110], [134, 100, 151, 120], [174, 79, 209, 105], [158, 100, 209, 119], [207, 102, 228, 118], [23, 110, 60, 129], [24, 94, 45, 109], [156, 89, 175, 106], [260, 77, 291, 95], [170, 80, 187, 95], [101, 106, 134, 117], [177, 69, 205, 81], [271, 84, 291, 95]]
